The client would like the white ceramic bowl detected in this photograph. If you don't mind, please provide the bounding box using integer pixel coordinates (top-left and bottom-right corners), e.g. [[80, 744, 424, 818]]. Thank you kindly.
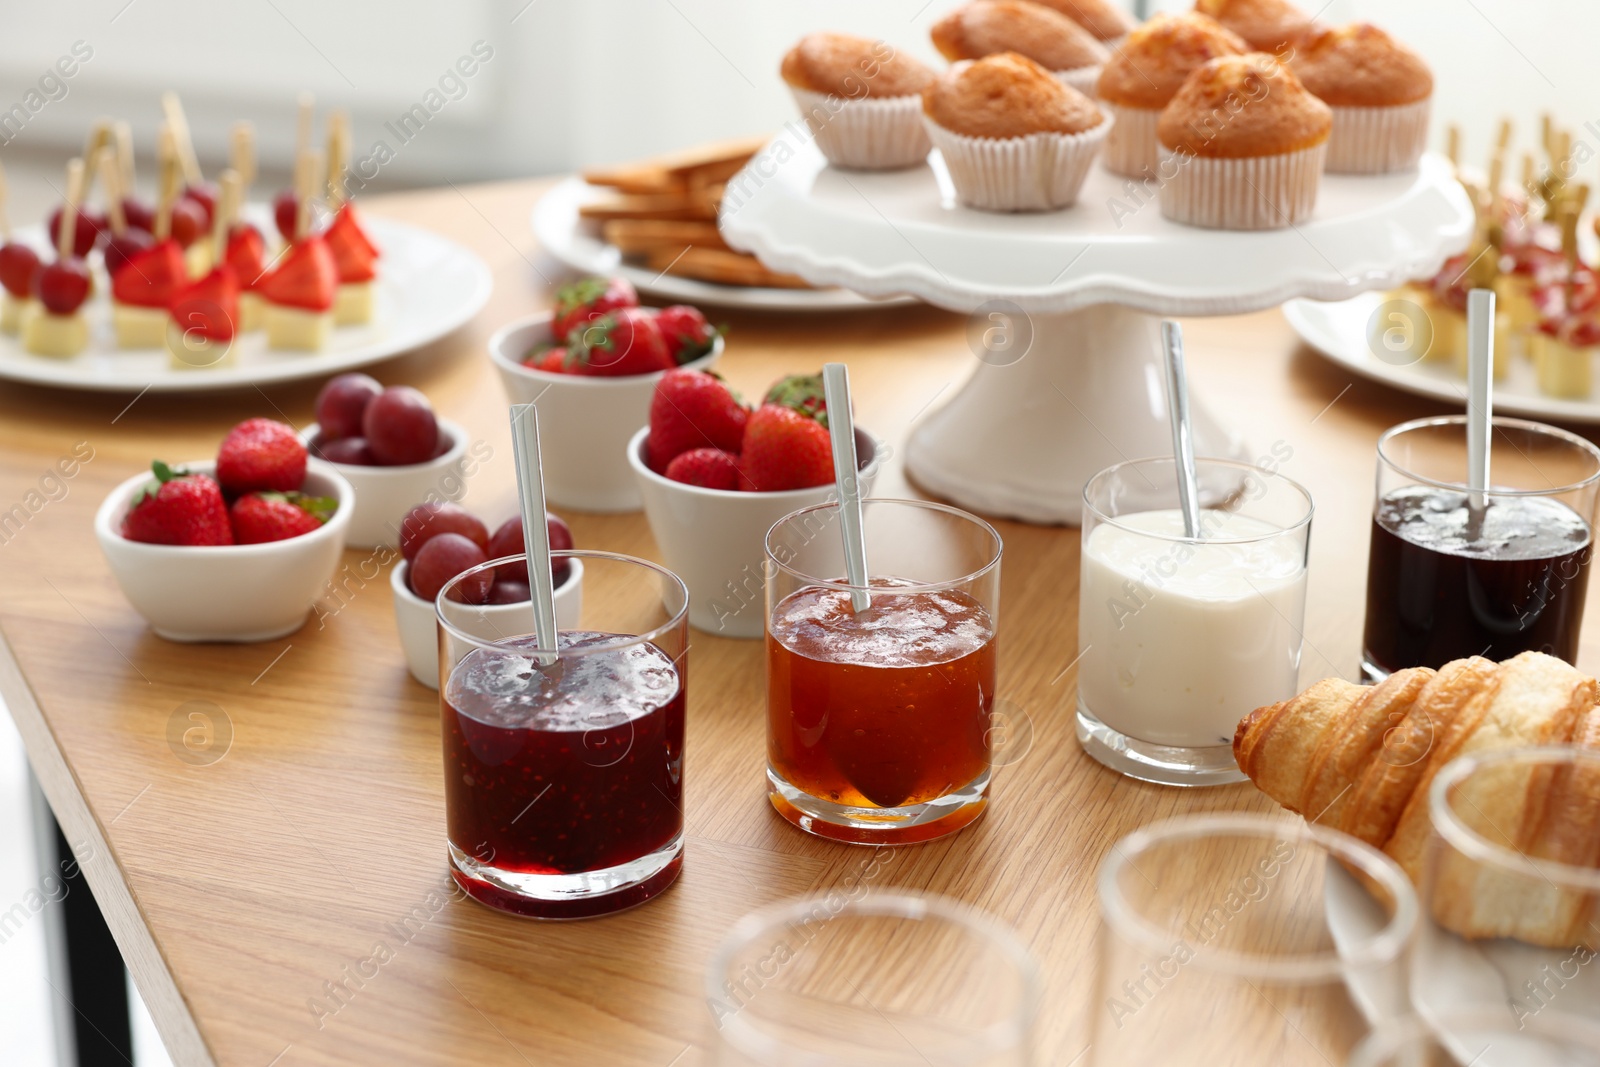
[[299, 418, 470, 549], [95, 458, 354, 643], [626, 425, 879, 639], [488, 310, 722, 512], [391, 555, 584, 689]]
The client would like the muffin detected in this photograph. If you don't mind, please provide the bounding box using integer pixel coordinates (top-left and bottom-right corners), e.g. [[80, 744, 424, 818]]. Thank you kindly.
[[1096, 13, 1248, 176], [1193, 0, 1311, 54], [923, 53, 1111, 212], [781, 32, 936, 169], [1289, 23, 1433, 173], [1031, 0, 1137, 46], [931, 0, 1110, 96], [1156, 53, 1331, 229]]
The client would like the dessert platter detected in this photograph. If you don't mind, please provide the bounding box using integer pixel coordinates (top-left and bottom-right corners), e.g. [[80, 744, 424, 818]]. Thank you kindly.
[[721, 12, 1474, 524], [0, 97, 489, 393]]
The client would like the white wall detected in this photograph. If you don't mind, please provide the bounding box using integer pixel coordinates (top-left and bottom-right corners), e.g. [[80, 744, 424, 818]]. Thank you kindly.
[[0, 0, 1587, 192]]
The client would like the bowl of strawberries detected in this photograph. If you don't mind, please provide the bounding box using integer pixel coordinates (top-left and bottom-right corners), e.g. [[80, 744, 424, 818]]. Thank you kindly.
[[388, 502, 583, 688], [488, 275, 722, 512], [627, 369, 878, 638], [94, 418, 352, 643]]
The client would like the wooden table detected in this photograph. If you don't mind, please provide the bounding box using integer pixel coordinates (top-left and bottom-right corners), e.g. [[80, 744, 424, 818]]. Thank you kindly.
[[4, 179, 1591, 1067]]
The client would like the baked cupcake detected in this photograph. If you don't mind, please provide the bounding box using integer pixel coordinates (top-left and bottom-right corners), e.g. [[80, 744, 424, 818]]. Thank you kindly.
[[781, 32, 936, 170], [1157, 53, 1331, 230], [931, 0, 1110, 97], [923, 53, 1110, 212], [1096, 13, 1247, 177], [1289, 23, 1433, 174], [1193, 0, 1311, 54], [1031, 0, 1137, 47]]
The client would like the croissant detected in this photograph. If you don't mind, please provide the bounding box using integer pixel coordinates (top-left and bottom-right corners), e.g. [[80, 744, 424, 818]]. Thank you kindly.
[[1234, 650, 1600, 947]]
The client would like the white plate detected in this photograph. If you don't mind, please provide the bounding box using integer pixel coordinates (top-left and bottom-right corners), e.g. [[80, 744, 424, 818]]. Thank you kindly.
[[530, 175, 916, 312], [1326, 861, 1600, 1066], [0, 214, 491, 393], [1286, 292, 1600, 425]]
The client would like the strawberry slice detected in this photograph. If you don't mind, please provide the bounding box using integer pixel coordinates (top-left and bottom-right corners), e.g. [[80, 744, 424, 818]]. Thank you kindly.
[[225, 223, 269, 290], [259, 235, 337, 311], [325, 205, 378, 283], [170, 266, 242, 343], [111, 238, 188, 309]]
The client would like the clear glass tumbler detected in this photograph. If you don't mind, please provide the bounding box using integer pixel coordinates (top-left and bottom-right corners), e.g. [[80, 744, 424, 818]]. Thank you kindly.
[[1077, 457, 1314, 786], [1361, 415, 1600, 681], [706, 891, 1038, 1066], [1092, 814, 1416, 1067], [1412, 746, 1600, 1028], [764, 498, 1003, 844], [437, 549, 689, 919]]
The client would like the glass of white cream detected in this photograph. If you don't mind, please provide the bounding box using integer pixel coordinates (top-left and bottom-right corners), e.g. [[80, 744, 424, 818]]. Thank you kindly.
[[1076, 457, 1314, 786]]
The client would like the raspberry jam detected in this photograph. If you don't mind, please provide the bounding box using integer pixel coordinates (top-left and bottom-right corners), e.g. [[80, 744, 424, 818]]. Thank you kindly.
[[442, 630, 685, 918]]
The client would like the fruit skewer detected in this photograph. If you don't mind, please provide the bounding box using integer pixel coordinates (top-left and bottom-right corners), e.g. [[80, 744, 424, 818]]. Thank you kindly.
[[111, 129, 190, 349], [0, 161, 41, 335], [225, 122, 269, 331], [274, 92, 315, 242], [163, 92, 218, 274], [261, 146, 336, 351], [323, 109, 378, 326], [21, 158, 92, 358], [167, 169, 243, 369], [98, 147, 154, 280]]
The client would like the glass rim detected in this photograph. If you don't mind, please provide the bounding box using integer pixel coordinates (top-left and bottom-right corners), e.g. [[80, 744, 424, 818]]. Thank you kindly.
[[1376, 414, 1600, 497], [1097, 814, 1418, 981], [434, 548, 689, 657], [1081, 456, 1315, 546], [1346, 1008, 1600, 1067], [1428, 745, 1600, 892], [705, 890, 1039, 1062], [763, 497, 1003, 595]]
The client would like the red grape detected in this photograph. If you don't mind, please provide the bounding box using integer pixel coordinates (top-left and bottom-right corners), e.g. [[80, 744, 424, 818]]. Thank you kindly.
[[183, 182, 218, 229], [273, 189, 298, 241], [103, 228, 154, 281], [0, 242, 40, 297], [398, 501, 489, 563], [315, 373, 382, 441], [35, 259, 91, 315], [169, 199, 207, 247], [363, 386, 439, 466], [315, 436, 375, 466], [47, 207, 104, 257], [487, 513, 573, 585], [122, 198, 155, 233], [409, 533, 490, 603], [487, 580, 530, 604]]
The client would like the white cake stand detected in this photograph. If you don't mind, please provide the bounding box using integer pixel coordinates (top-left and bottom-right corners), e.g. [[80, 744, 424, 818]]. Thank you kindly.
[[720, 128, 1475, 524]]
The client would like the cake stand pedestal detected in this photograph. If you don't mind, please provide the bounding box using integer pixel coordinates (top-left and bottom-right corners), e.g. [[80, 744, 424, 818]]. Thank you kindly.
[[721, 130, 1474, 524]]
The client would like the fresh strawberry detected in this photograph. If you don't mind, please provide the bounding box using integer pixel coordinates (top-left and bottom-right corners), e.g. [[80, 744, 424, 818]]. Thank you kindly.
[[216, 418, 307, 495], [120, 462, 233, 546], [551, 275, 637, 342], [523, 344, 568, 373], [655, 304, 719, 364], [568, 307, 673, 376], [258, 235, 337, 311], [325, 205, 378, 283], [110, 238, 188, 308], [664, 447, 748, 490], [229, 491, 336, 544], [741, 403, 833, 491], [225, 223, 269, 290], [646, 369, 748, 472], [170, 266, 241, 343]]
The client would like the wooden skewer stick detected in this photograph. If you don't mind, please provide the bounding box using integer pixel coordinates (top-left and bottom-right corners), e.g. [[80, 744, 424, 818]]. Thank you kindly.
[[1496, 118, 1513, 153], [154, 126, 181, 241], [294, 149, 322, 242], [161, 92, 203, 187], [295, 92, 315, 163], [114, 120, 136, 193], [230, 122, 256, 194], [57, 159, 85, 260], [212, 169, 241, 264], [83, 119, 112, 163], [97, 148, 127, 236], [0, 160, 11, 240], [1445, 125, 1461, 171], [325, 109, 349, 210], [1540, 113, 1554, 156]]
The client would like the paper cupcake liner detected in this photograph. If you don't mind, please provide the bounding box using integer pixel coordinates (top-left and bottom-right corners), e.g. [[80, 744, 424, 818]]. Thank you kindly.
[[1157, 142, 1326, 230], [1325, 98, 1432, 174], [1052, 64, 1102, 98], [925, 114, 1112, 212], [1100, 103, 1161, 178], [789, 88, 930, 170]]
